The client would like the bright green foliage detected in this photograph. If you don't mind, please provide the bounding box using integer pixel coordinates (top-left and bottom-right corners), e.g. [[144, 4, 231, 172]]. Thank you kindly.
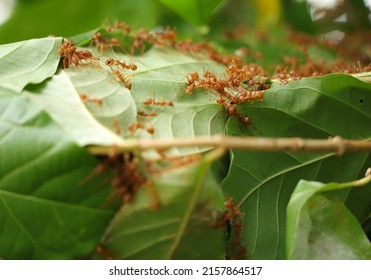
[[287, 180, 371, 259], [0, 20, 370, 260]]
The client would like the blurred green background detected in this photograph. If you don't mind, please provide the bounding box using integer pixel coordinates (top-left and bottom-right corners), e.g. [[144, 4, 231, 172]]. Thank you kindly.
[[0, 0, 370, 43]]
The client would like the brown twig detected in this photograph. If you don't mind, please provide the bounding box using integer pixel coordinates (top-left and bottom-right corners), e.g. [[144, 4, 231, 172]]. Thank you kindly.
[[88, 136, 371, 155]]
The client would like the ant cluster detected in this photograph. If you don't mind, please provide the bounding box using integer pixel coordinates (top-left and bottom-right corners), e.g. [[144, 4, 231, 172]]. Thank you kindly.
[[235, 47, 264, 60], [89, 20, 132, 55], [186, 64, 268, 125], [57, 40, 94, 68], [132, 27, 177, 54], [278, 44, 371, 78], [174, 39, 243, 66], [99, 20, 242, 66], [273, 67, 302, 85], [92, 32, 121, 53], [215, 197, 247, 260], [331, 60, 371, 74], [91, 151, 147, 205], [105, 20, 131, 34], [137, 110, 157, 117], [90, 20, 130, 54]]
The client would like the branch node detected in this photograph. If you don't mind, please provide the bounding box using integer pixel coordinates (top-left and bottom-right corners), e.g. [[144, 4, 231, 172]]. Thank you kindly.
[[332, 136, 345, 155]]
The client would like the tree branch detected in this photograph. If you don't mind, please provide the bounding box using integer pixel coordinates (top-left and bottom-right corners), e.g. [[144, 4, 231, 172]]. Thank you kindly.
[[88, 136, 371, 155]]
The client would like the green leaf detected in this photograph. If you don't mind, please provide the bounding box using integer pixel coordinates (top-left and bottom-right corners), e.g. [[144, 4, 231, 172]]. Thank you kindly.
[[63, 64, 138, 141], [0, 37, 62, 92], [98, 153, 225, 259], [61, 46, 227, 155], [157, 0, 224, 27], [222, 74, 371, 259], [0, 87, 116, 259], [286, 179, 371, 259], [127, 48, 226, 155], [24, 70, 130, 147], [128, 49, 226, 155]]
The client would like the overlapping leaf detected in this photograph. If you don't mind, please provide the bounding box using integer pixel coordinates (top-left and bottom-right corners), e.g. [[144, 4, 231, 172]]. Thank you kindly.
[[25, 71, 129, 147], [0, 37, 62, 92], [222, 74, 371, 259], [62, 64, 137, 141], [97, 156, 225, 260], [286, 179, 371, 259], [0, 87, 116, 259]]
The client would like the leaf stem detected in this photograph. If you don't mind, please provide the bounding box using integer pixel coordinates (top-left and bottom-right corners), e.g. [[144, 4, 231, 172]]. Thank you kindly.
[[88, 136, 371, 155], [340, 168, 371, 188]]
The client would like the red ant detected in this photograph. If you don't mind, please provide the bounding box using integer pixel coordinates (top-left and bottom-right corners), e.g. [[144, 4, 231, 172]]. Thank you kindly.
[[216, 197, 247, 259], [113, 70, 132, 89], [92, 32, 120, 53], [137, 110, 157, 117], [95, 246, 114, 260], [128, 122, 155, 134], [113, 119, 121, 135], [79, 94, 103, 107], [58, 40, 94, 68], [105, 58, 137, 71], [105, 20, 131, 34], [142, 98, 174, 107], [146, 126, 155, 134]]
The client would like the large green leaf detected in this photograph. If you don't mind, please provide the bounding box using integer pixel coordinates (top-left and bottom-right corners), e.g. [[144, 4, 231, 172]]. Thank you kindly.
[[286, 179, 371, 259], [222, 74, 371, 259], [0, 37, 62, 92], [61, 47, 227, 155], [0, 86, 116, 259], [126, 48, 226, 155], [97, 152, 225, 259]]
